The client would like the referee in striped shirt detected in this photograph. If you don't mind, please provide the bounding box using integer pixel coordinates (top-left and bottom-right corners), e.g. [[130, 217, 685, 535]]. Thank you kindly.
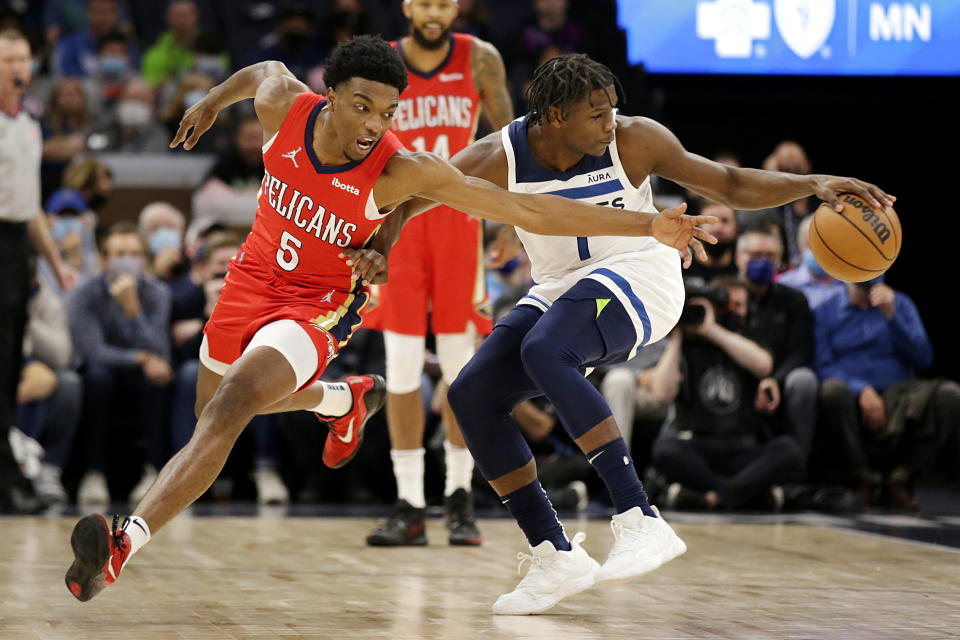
[[0, 29, 76, 513]]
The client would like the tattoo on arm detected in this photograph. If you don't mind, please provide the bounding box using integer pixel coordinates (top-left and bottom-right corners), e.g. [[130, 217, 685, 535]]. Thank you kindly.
[[472, 40, 514, 129]]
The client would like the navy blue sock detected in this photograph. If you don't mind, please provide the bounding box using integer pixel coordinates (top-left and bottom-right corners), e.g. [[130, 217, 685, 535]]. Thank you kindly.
[[501, 480, 571, 551], [587, 438, 656, 517]]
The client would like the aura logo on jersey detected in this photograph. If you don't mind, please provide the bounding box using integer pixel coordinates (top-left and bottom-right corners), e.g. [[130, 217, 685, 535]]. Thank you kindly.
[[261, 170, 356, 247], [774, 0, 836, 59], [392, 95, 474, 132]]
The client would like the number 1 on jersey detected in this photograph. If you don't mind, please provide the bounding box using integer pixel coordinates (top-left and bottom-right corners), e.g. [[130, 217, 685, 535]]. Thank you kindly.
[[409, 134, 450, 160], [276, 230, 302, 271]]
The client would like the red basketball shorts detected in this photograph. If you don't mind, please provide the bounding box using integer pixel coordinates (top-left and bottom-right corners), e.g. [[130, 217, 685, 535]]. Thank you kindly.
[[202, 258, 368, 390], [371, 206, 491, 336]]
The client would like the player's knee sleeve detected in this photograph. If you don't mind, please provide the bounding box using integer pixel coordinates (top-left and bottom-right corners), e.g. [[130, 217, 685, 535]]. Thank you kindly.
[[384, 331, 426, 394], [519, 330, 577, 380], [244, 319, 319, 390], [435, 330, 476, 385]]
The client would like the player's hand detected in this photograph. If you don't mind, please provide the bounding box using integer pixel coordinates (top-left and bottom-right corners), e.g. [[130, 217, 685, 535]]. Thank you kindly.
[[169, 94, 219, 150], [859, 386, 886, 431], [651, 203, 718, 268], [754, 377, 781, 414], [340, 248, 388, 286], [810, 175, 895, 212], [868, 282, 896, 318]]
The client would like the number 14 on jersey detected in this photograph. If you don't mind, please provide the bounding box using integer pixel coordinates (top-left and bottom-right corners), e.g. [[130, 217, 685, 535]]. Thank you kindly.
[[409, 134, 450, 160]]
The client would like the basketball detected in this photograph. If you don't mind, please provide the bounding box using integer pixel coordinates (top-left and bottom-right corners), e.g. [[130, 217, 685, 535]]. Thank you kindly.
[[808, 193, 902, 282]]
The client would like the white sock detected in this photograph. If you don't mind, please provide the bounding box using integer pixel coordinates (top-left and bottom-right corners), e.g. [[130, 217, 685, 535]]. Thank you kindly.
[[444, 440, 474, 497], [311, 381, 353, 417], [125, 516, 151, 558], [391, 448, 425, 508]]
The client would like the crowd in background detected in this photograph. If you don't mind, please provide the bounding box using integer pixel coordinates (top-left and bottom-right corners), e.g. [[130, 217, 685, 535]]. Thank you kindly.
[[2, 0, 958, 515]]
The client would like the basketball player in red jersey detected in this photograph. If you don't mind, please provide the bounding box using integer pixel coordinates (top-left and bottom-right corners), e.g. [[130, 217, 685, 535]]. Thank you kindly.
[[366, 0, 516, 548], [63, 36, 718, 603]]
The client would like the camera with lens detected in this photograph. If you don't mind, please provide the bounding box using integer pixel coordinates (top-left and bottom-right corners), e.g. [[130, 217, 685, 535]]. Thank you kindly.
[[679, 283, 730, 328]]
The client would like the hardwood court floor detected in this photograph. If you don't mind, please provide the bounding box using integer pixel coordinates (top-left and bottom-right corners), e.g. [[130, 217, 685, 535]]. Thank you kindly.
[[1, 514, 959, 639]]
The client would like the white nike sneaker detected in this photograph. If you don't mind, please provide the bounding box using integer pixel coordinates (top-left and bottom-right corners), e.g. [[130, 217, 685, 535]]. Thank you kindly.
[[596, 506, 686, 583], [492, 531, 600, 615]]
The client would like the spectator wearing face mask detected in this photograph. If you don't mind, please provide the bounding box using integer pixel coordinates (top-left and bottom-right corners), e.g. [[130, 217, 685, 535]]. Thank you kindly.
[[778, 214, 845, 310], [735, 226, 819, 472], [138, 201, 186, 281], [159, 70, 228, 153], [683, 198, 740, 286], [88, 31, 136, 108], [87, 76, 169, 152], [51, 0, 137, 78], [39, 188, 100, 298], [189, 31, 230, 84], [69, 222, 172, 506]]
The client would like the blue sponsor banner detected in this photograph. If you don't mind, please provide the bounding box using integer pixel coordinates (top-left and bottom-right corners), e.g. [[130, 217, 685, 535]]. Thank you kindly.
[[617, 0, 960, 75]]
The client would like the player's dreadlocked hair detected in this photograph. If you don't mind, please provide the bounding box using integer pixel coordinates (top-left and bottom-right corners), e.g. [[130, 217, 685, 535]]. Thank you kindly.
[[323, 35, 408, 93], [525, 54, 625, 127]]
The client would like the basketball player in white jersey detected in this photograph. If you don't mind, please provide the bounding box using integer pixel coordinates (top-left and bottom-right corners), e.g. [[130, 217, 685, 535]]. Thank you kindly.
[[374, 54, 894, 614]]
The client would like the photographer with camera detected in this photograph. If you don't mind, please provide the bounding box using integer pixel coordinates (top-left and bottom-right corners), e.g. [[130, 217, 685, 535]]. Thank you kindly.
[[649, 277, 803, 510]]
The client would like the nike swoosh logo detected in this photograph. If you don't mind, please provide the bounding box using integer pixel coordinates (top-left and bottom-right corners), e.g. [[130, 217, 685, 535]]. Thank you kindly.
[[587, 451, 604, 464], [336, 417, 355, 443]]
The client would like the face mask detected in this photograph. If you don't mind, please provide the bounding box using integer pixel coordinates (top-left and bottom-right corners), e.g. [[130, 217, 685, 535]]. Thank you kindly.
[[98, 54, 129, 77], [52, 216, 84, 242], [184, 89, 207, 110], [745, 257, 775, 285], [148, 227, 182, 254], [803, 249, 829, 279], [194, 55, 225, 77], [116, 100, 152, 128], [108, 255, 143, 279], [497, 256, 520, 276], [704, 238, 735, 259]]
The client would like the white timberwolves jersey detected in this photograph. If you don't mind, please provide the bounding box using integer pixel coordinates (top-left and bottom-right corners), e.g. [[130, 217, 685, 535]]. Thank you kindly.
[[501, 116, 685, 358], [502, 117, 659, 282]]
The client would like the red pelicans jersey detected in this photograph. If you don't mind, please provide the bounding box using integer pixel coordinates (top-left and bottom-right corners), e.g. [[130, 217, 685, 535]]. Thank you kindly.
[[391, 33, 481, 159], [369, 33, 490, 336], [205, 92, 403, 377]]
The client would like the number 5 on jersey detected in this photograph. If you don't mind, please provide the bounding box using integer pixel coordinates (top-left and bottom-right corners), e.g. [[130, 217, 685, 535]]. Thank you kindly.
[[276, 230, 302, 271]]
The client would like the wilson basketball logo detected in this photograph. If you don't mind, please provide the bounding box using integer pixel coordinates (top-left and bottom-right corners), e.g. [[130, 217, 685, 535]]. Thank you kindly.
[[841, 194, 891, 244]]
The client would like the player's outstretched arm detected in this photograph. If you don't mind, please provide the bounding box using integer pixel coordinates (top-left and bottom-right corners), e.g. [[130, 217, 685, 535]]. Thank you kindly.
[[626, 118, 895, 213], [170, 61, 309, 150], [380, 150, 718, 262]]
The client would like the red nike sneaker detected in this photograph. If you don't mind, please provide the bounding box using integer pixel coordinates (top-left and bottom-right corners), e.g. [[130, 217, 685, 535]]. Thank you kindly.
[[317, 374, 386, 469], [65, 514, 132, 601]]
